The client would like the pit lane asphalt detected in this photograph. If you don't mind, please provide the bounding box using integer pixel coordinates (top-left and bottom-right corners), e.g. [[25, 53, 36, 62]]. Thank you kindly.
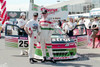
[[0, 33, 100, 67]]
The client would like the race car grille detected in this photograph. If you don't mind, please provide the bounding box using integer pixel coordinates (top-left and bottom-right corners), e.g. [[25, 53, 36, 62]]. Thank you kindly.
[[52, 49, 75, 57]]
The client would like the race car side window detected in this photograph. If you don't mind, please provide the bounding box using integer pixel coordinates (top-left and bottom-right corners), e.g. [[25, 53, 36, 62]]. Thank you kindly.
[[73, 24, 87, 36], [5, 24, 19, 36]]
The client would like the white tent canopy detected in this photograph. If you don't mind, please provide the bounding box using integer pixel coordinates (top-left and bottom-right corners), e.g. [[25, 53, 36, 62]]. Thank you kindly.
[[46, 0, 90, 8], [90, 8, 100, 16], [68, 13, 90, 19]]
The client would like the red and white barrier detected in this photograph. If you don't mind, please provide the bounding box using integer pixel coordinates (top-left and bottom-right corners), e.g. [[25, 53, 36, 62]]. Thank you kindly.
[[0, 0, 7, 24]]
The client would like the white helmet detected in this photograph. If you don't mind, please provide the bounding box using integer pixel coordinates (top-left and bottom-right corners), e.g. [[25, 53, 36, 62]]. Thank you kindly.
[[20, 13, 25, 16]]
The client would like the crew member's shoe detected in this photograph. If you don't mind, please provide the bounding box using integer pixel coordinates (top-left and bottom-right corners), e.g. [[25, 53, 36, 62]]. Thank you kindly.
[[51, 57, 56, 63], [20, 51, 25, 56], [29, 58, 37, 64], [24, 50, 28, 55], [41, 56, 46, 63]]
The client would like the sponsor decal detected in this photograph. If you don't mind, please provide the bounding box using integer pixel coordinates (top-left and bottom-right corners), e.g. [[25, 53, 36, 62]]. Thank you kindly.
[[41, 8, 58, 13], [54, 57, 70, 59], [18, 37, 28, 48], [19, 37, 28, 40], [18, 40, 28, 48], [52, 43, 76, 48], [77, 36, 87, 42], [69, 43, 75, 45], [52, 38, 70, 42], [5, 37, 18, 43], [32, 4, 38, 11], [6, 36, 18, 39], [61, 5, 68, 11], [77, 36, 88, 46], [9, 12, 17, 18]]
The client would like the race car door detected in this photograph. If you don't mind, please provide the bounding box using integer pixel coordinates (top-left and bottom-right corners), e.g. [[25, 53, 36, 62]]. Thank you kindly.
[[73, 24, 88, 46], [5, 24, 28, 48]]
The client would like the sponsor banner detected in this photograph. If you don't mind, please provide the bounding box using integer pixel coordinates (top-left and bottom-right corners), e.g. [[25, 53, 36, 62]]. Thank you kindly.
[[41, 7, 58, 14], [29, 4, 68, 20], [8, 11, 26, 18], [0, 11, 26, 18]]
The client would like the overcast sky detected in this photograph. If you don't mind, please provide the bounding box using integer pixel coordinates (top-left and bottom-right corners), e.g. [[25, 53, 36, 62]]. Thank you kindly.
[[0, 0, 68, 11]]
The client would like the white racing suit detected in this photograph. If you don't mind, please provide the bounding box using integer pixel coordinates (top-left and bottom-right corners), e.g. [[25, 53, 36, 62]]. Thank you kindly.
[[39, 19, 54, 58], [28, 23, 40, 59]]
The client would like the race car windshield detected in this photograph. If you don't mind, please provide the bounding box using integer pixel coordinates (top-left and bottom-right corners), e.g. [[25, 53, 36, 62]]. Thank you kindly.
[[53, 28, 65, 35]]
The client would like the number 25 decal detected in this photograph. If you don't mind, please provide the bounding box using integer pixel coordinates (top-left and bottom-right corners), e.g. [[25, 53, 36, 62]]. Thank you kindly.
[[18, 40, 28, 48]]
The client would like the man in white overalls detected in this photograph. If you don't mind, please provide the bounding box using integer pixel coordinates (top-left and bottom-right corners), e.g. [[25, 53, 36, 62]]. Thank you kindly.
[[24, 12, 40, 64], [39, 9, 56, 63]]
